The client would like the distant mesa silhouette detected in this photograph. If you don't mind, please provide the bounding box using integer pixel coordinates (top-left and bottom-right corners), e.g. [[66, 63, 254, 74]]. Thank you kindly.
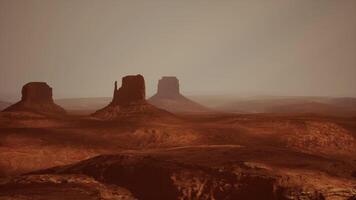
[[155, 76, 180, 98], [149, 76, 210, 113], [3, 82, 66, 115], [92, 74, 170, 119]]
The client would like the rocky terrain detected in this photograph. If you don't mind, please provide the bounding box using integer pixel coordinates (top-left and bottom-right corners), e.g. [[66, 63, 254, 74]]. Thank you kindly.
[[149, 77, 210, 113], [0, 76, 355, 199], [2, 82, 66, 116], [27, 154, 330, 200], [0, 111, 355, 199], [0, 174, 135, 200], [1, 146, 355, 200]]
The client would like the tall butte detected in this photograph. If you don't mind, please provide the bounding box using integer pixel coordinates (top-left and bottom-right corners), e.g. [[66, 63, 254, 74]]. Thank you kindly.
[[93, 74, 169, 119], [3, 82, 66, 115], [148, 76, 210, 113]]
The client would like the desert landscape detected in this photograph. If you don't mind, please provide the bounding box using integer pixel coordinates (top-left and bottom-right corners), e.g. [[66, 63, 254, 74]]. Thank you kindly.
[[1, 1, 356, 199], [0, 75, 355, 200]]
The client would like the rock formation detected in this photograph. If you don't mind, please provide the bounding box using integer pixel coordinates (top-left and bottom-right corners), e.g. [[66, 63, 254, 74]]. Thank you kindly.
[[156, 76, 180, 98], [3, 82, 66, 115], [111, 75, 146, 106], [93, 74, 169, 119], [148, 76, 210, 113]]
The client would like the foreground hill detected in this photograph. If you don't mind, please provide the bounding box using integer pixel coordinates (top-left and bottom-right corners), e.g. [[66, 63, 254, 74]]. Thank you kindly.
[[28, 154, 327, 200], [1, 149, 354, 200]]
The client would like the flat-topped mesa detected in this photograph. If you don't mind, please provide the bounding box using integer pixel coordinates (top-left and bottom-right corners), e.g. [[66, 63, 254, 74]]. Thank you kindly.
[[93, 74, 170, 119], [156, 76, 180, 98], [21, 82, 54, 104], [148, 76, 210, 113], [3, 82, 66, 115], [111, 75, 146, 106]]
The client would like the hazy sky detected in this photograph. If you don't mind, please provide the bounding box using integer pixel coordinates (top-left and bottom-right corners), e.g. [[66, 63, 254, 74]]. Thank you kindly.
[[0, 0, 355, 101]]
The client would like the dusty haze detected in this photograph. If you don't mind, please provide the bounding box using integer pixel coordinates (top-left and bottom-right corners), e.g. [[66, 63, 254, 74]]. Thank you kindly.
[[0, 0, 355, 101]]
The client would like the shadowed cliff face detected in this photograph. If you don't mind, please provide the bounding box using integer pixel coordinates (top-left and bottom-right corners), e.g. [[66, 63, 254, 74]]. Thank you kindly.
[[111, 75, 146, 106], [21, 82, 53, 104], [2, 82, 66, 115]]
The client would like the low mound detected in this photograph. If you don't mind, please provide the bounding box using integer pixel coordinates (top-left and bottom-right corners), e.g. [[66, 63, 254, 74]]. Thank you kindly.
[[3, 82, 66, 116], [149, 77, 210, 113]]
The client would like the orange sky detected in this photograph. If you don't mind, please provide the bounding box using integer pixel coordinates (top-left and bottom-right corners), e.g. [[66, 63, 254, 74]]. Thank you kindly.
[[0, 0, 355, 101]]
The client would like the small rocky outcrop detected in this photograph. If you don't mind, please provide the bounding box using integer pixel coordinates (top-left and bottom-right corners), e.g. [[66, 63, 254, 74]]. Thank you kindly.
[[93, 75, 169, 119], [3, 82, 66, 115], [149, 76, 210, 113]]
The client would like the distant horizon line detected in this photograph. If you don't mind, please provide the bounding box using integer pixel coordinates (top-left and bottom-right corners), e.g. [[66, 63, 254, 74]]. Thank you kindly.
[[2, 94, 356, 104]]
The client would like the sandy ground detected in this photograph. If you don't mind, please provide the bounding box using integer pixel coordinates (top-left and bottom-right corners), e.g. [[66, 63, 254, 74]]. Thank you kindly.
[[0, 111, 355, 199]]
